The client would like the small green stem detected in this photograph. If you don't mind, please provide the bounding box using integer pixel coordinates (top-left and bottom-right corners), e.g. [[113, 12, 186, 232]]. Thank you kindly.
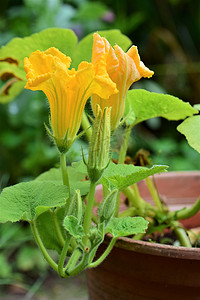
[[60, 153, 70, 187], [145, 177, 163, 211], [60, 152, 70, 201], [51, 210, 65, 247], [64, 247, 82, 276], [119, 207, 137, 218], [174, 226, 192, 248], [118, 125, 132, 164], [65, 254, 88, 277], [88, 237, 117, 268], [58, 236, 71, 277], [132, 232, 145, 240], [81, 110, 92, 142], [83, 181, 96, 242], [122, 185, 145, 215], [115, 193, 121, 217], [169, 197, 200, 220], [31, 221, 58, 272]]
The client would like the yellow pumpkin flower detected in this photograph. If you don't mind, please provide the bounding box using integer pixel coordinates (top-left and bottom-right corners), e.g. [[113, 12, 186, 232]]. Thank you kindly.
[[91, 33, 154, 131], [24, 47, 117, 152]]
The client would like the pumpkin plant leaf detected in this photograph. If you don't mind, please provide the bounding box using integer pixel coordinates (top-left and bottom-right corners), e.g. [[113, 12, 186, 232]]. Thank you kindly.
[[0, 28, 77, 103], [106, 216, 148, 238], [177, 115, 200, 154], [35, 166, 90, 196], [124, 89, 198, 126], [0, 181, 69, 223], [99, 161, 168, 190], [36, 207, 66, 254], [63, 216, 85, 240]]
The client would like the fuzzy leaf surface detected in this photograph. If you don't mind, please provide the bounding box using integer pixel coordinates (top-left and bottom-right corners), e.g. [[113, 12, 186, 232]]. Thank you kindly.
[[36, 207, 66, 254], [63, 216, 84, 240], [99, 162, 168, 190], [106, 216, 148, 238], [36, 167, 89, 196], [0, 181, 68, 223], [124, 89, 198, 125]]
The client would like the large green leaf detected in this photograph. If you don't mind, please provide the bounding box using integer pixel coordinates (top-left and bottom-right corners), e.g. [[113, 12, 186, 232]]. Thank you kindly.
[[124, 89, 198, 126], [99, 162, 168, 190], [0, 28, 77, 103], [106, 216, 148, 238], [36, 207, 66, 254], [72, 29, 132, 69], [177, 115, 200, 154], [35, 166, 90, 196], [0, 181, 69, 223]]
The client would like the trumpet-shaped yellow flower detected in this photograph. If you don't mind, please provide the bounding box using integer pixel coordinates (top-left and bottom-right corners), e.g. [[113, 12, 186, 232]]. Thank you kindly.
[[91, 33, 154, 131], [24, 47, 117, 152]]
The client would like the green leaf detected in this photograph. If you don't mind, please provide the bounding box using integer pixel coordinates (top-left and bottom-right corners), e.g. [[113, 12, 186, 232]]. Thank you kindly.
[[0, 181, 68, 223], [177, 115, 200, 154], [63, 216, 85, 240], [99, 161, 168, 190], [72, 29, 132, 69], [194, 104, 200, 111], [36, 207, 66, 254], [72, 161, 87, 174], [36, 166, 90, 196], [106, 216, 148, 238], [124, 89, 198, 125], [0, 28, 77, 103], [0, 80, 25, 104]]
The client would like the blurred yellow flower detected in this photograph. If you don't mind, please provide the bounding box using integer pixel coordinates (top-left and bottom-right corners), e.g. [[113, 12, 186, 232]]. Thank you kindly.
[[91, 33, 154, 131], [24, 47, 117, 152]]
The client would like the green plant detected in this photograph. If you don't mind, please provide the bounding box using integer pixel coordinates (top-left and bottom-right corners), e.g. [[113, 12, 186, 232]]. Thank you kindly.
[[0, 28, 199, 281]]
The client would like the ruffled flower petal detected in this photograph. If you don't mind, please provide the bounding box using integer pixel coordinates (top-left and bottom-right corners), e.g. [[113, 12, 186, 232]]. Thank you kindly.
[[24, 46, 117, 152], [91, 33, 154, 131]]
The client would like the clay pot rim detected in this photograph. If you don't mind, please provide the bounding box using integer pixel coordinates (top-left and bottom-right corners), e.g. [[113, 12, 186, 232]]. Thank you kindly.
[[102, 170, 200, 261], [105, 235, 200, 260]]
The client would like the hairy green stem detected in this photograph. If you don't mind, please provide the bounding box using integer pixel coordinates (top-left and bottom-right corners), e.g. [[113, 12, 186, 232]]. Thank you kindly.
[[51, 210, 65, 247], [65, 254, 88, 277], [174, 226, 192, 247], [64, 247, 83, 277], [115, 125, 132, 216], [60, 152, 71, 202], [169, 197, 200, 220], [88, 237, 117, 268], [58, 236, 72, 277], [31, 221, 58, 272], [119, 207, 137, 218], [122, 185, 145, 215], [145, 177, 163, 211], [81, 110, 92, 142], [83, 181, 96, 242], [118, 125, 132, 164]]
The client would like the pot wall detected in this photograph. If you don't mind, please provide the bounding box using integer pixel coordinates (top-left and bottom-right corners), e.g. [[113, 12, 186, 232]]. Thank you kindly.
[[87, 172, 200, 300]]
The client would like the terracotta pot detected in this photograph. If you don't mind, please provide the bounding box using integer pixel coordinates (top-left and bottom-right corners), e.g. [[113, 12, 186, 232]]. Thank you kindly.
[[87, 171, 200, 300]]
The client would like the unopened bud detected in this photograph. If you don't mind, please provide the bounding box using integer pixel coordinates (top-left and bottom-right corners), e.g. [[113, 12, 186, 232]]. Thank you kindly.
[[87, 105, 111, 183], [99, 189, 118, 225]]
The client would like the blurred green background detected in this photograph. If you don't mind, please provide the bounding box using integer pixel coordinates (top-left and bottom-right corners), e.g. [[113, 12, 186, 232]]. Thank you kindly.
[[0, 0, 200, 298]]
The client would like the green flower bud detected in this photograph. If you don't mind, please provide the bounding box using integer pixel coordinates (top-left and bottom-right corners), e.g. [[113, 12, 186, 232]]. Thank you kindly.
[[99, 189, 118, 225], [87, 105, 111, 183]]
